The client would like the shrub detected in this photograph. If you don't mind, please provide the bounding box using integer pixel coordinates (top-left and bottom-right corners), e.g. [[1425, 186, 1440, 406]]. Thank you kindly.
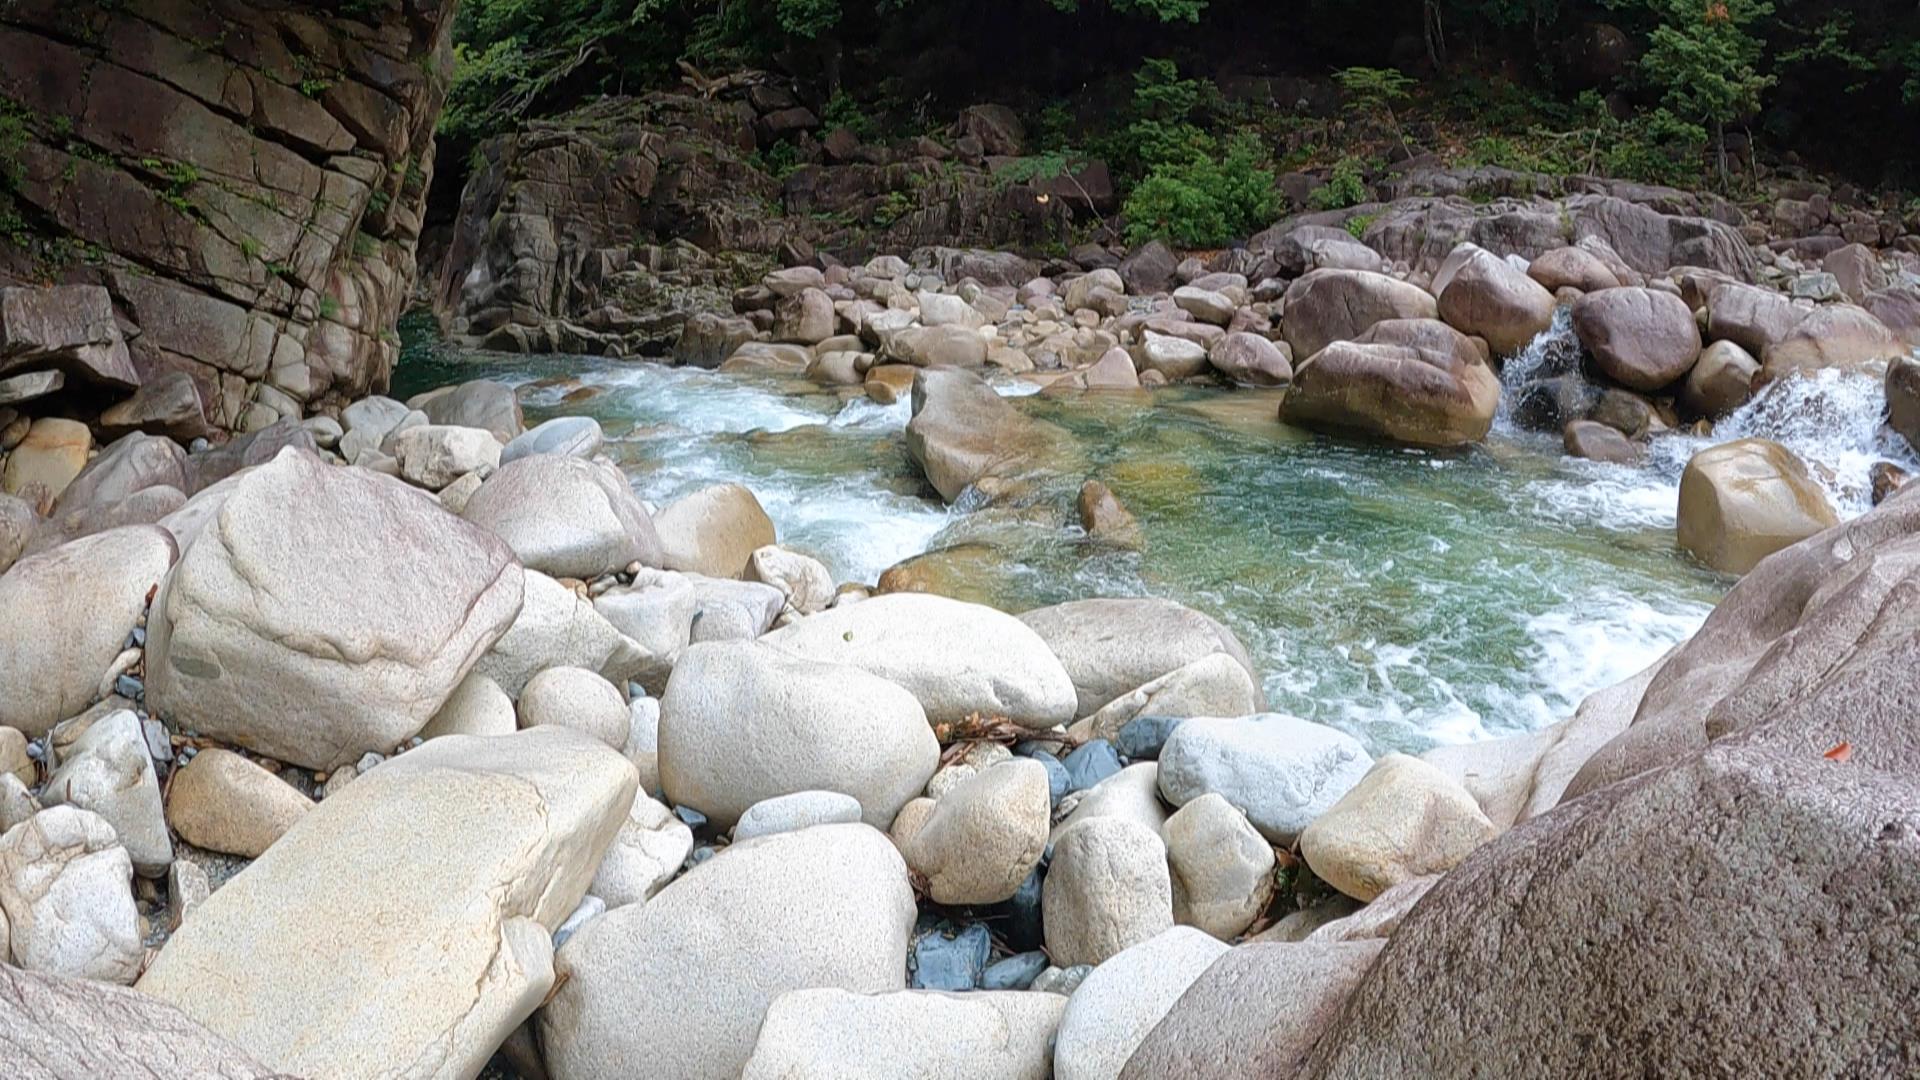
[[1122, 134, 1278, 247], [1309, 157, 1369, 211]]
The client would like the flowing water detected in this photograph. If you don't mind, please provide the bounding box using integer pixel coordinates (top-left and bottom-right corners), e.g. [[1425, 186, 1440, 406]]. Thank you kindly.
[[397, 316, 1917, 758]]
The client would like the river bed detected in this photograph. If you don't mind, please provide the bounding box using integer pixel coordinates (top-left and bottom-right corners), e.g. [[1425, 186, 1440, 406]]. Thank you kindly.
[[397, 321, 1913, 757]]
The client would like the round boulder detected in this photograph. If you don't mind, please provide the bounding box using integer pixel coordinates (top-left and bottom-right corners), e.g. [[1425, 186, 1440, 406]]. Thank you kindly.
[[902, 759, 1050, 905], [461, 455, 664, 579], [1299, 754, 1498, 902], [1157, 714, 1374, 844], [1435, 244, 1557, 356], [1676, 438, 1838, 575], [1571, 287, 1702, 391], [518, 666, 629, 749], [652, 483, 776, 580], [1281, 270, 1439, 362], [1042, 815, 1174, 967], [658, 641, 939, 830], [1280, 319, 1501, 448]]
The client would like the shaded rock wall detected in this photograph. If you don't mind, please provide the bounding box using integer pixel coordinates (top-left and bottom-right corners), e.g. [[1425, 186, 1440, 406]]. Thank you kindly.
[[0, 0, 456, 434]]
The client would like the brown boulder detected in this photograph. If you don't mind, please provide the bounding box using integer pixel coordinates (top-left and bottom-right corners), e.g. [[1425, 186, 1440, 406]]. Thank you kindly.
[[1280, 319, 1499, 448], [1571, 286, 1701, 391], [1562, 419, 1639, 463], [1680, 340, 1759, 418], [1282, 270, 1439, 361], [1863, 284, 1920, 349], [1759, 304, 1908, 384], [1704, 281, 1805, 356], [1675, 438, 1837, 575], [904, 367, 1077, 502], [1207, 333, 1292, 387], [1823, 243, 1888, 303], [1890, 355, 1920, 453], [1526, 246, 1621, 293], [1434, 245, 1557, 356]]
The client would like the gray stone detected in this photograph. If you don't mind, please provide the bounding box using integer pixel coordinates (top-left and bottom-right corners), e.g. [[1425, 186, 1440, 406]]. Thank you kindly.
[[1157, 714, 1374, 844], [462, 455, 664, 579], [41, 710, 171, 877], [1019, 598, 1262, 719], [500, 415, 605, 464]]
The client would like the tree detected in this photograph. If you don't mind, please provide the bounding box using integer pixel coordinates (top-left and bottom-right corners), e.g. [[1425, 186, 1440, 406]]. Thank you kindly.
[[1637, 0, 1776, 187]]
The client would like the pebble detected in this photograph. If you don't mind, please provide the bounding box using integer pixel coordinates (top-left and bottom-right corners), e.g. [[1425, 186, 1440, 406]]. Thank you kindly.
[[910, 920, 992, 991], [115, 674, 144, 701], [1115, 715, 1183, 760], [356, 752, 385, 774], [140, 719, 172, 762], [1062, 739, 1123, 794], [981, 950, 1051, 991], [673, 804, 709, 831], [690, 845, 717, 865], [1018, 746, 1071, 804], [1033, 964, 1093, 996]]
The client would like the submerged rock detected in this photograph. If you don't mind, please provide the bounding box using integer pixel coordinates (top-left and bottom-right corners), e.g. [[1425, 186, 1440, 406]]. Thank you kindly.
[[904, 366, 1077, 502]]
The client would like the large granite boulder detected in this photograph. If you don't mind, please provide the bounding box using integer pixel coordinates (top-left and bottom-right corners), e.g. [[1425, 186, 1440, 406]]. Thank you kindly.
[[542, 824, 915, 1080], [905, 366, 1077, 502], [1433, 244, 1556, 356], [743, 988, 1065, 1080], [1281, 270, 1439, 361], [1676, 438, 1837, 575], [1571, 286, 1702, 391], [1281, 318, 1501, 448], [461, 454, 665, 579], [0, 525, 176, 736], [652, 483, 776, 579], [139, 729, 635, 1080], [658, 641, 939, 830], [1018, 597, 1263, 718], [1892, 355, 1920, 454], [1759, 304, 1910, 384], [147, 449, 525, 770]]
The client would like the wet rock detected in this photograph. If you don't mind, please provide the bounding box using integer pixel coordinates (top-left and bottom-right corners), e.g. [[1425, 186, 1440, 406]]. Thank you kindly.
[[1563, 419, 1640, 464], [165, 747, 313, 860], [543, 824, 913, 1080], [1676, 438, 1838, 575], [1872, 462, 1910, 506], [1889, 355, 1920, 454], [1760, 304, 1909, 383], [1077, 479, 1143, 549], [1682, 339, 1760, 417], [677, 313, 759, 369], [1157, 714, 1373, 844], [139, 728, 635, 1079], [659, 641, 938, 830], [904, 366, 1076, 501], [148, 450, 524, 770]]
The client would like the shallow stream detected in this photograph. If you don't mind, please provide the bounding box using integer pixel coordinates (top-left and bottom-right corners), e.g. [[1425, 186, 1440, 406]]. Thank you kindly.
[[398, 319, 1914, 757]]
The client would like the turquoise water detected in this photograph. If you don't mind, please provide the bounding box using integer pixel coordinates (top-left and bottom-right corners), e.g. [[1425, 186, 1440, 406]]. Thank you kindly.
[[396, 321, 1907, 756]]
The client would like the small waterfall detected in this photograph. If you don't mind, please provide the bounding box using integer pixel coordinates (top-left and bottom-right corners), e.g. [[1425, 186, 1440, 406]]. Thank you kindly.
[[1651, 367, 1920, 517], [1494, 307, 1592, 435]]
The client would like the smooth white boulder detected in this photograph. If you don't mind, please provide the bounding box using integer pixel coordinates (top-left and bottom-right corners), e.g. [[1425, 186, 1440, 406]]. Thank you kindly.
[[461, 455, 663, 579], [0, 806, 142, 984], [0, 526, 176, 736], [591, 788, 692, 907], [41, 710, 171, 876], [146, 449, 524, 770], [1052, 926, 1229, 1080], [761, 594, 1076, 728], [542, 824, 915, 1080], [138, 728, 636, 1080], [733, 790, 864, 842], [517, 666, 629, 749], [743, 988, 1066, 1080], [1043, 815, 1174, 967], [903, 758, 1050, 905], [1164, 792, 1276, 940], [659, 641, 938, 830], [475, 570, 646, 695], [1157, 714, 1374, 843]]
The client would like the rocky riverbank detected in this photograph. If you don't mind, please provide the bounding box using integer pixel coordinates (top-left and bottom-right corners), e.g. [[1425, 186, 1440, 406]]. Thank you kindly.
[[5, 84, 1920, 1080]]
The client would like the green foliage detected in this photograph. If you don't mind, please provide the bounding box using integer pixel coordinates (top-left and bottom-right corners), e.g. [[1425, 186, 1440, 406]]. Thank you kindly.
[[1045, 0, 1207, 21], [1309, 157, 1369, 211], [1122, 134, 1277, 247], [751, 140, 804, 180], [1637, 0, 1774, 163], [821, 92, 876, 138], [317, 294, 342, 321], [1334, 66, 1414, 118], [1346, 211, 1380, 239], [873, 188, 915, 227]]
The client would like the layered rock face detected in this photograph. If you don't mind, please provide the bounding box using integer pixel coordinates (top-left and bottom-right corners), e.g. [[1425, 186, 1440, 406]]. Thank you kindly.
[[0, 0, 455, 435], [431, 86, 1077, 356]]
